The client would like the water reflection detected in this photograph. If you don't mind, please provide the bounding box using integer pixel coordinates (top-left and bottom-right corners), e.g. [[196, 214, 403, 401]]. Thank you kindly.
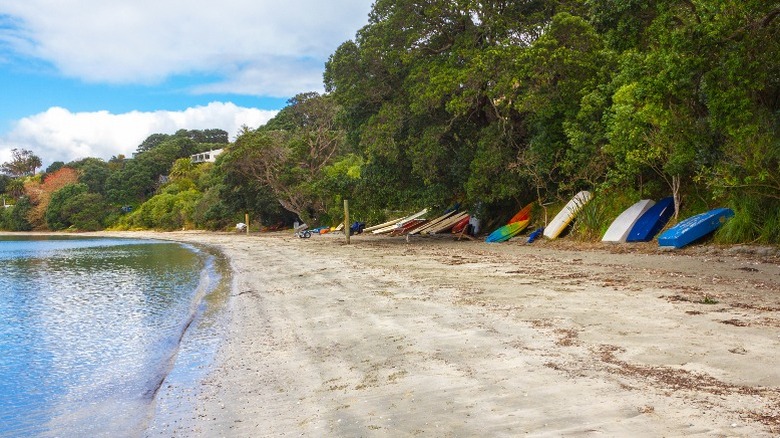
[[0, 236, 220, 437]]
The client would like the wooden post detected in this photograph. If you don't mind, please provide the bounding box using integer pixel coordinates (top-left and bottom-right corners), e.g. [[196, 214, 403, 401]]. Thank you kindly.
[[344, 199, 350, 245], [245, 213, 250, 235]]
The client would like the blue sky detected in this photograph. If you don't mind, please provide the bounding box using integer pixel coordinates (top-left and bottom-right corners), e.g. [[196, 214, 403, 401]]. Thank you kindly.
[[0, 0, 372, 166]]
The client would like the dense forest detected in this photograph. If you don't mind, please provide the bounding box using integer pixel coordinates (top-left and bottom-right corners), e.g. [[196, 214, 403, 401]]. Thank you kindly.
[[1, 0, 778, 243]]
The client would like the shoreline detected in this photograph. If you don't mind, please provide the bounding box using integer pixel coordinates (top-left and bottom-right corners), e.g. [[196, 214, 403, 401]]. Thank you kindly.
[[142, 240, 234, 436], [7, 231, 780, 435], [136, 230, 779, 436]]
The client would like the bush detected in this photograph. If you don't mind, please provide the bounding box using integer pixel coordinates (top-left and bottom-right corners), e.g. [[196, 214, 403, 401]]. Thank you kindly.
[[45, 183, 88, 230], [119, 189, 202, 230], [65, 193, 111, 231], [0, 198, 33, 231], [717, 196, 780, 245]]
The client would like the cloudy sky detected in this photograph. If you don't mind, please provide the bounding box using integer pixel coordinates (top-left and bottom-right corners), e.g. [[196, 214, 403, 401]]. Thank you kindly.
[[0, 0, 372, 167]]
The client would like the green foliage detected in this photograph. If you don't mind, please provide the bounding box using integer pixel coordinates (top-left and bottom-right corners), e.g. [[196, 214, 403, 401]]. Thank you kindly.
[[46, 183, 89, 230], [324, 1, 780, 240], [223, 93, 346, 225], [716, 196, 780, 244], [69, 158, 111, 195], [106, 131, 207, 204], [573, 199, 607, 241], [63, 193, 111, 231], [315, 154, 363, 224], [190, 186, 240, 230], [117, 189, 202, 230], [466, 124, 528, 204], [0, 174, 9, 195], [9, 2, 778, 242], [0, 197, 32, 231]]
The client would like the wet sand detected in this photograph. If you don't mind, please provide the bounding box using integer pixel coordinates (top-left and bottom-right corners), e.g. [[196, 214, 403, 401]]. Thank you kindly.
[[100, 231, 779, 437]]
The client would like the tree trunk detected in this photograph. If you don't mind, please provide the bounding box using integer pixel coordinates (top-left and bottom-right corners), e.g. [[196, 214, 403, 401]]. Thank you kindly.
[[671, 175, 681, 222]]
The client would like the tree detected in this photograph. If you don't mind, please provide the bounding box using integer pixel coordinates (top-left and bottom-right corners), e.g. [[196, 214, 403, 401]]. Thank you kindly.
[[119, 189, 202, 230], [224, 93, 346, 224], [176, 128, 229, 144], [24, 167, 80, 229], [62, 192, 110, 231], [5, 178, 25, 199], [0, 174, 10, 196], [0, 197, 32, 231], [44, 161, 65, 175], [136, 133, 170, 154], [107, 137, 195, 204], [45, 183, 89, 230], [324, 0, 595, 218], [1, 149, 42, 177], [70, 158, 111, 195], [169, 157, 198, 181]]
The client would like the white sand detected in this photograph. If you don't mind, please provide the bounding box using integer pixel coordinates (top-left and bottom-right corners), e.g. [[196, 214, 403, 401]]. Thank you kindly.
[[99, 231, 779, 436]]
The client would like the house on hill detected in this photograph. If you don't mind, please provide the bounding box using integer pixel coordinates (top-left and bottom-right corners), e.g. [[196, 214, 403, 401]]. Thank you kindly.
[[191, 149, 223, 164]]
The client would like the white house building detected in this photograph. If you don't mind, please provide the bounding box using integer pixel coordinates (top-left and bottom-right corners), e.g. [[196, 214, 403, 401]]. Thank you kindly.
[[191, 149, 224, 164]]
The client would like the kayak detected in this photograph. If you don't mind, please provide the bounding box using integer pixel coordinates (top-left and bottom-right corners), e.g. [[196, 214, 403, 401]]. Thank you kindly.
[[486, 219, 530, 243], [543, 191, 593, 239], [508, 202, 533, 224]]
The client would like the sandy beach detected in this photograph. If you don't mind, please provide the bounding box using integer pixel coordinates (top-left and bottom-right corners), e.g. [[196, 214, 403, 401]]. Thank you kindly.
[[100, 231, 780, 436]]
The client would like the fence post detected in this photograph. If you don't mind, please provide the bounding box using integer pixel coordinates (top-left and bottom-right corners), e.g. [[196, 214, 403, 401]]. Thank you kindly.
[[344, 199, 350, 245]]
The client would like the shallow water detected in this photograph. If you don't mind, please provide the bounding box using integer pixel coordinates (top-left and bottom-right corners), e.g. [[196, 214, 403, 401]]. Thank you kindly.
[[0, 235, 226, 437]]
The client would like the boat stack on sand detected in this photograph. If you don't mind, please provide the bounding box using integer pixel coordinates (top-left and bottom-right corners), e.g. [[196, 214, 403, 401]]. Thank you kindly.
[[304, 189, 735, 249]]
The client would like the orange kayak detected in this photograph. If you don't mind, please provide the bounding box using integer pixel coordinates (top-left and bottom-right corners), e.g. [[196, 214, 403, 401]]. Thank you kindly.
[[508, 202, 533, 224]]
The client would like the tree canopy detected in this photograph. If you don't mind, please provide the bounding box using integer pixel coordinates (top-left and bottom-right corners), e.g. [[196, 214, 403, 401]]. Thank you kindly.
[[1, 2, 778, 242], [1, 149, 42, 177]]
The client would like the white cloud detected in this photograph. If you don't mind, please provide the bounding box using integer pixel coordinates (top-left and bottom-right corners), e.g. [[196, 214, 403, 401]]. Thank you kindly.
[[0, 0, 373, 96], [0, 103, 277, 166]]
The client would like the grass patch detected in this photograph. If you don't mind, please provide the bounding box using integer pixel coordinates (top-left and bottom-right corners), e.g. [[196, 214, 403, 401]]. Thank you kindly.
[[700, 295, 719, 305], [717, 196, 780, 244]]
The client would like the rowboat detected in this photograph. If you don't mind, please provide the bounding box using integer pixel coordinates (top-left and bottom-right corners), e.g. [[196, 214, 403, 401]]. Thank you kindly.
[[602, 199, 655, 243], [450, 215, 471, 234], [422, 212, 469, 234], [626, 197, 674, 242], [485, 219, 530, 243], [409, 210, 457, 235], [371, 209, 429, 234], [363, 217, 406, 233], [389, 219, 428, 236], [658, 208, 734, 248], [543, 191, 593, 239]]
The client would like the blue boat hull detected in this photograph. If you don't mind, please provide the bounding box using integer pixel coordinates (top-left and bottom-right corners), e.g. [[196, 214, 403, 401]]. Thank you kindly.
[[626, 197, 674, 242], [658, 208, 734, 248], [526, 227, 544, 243]]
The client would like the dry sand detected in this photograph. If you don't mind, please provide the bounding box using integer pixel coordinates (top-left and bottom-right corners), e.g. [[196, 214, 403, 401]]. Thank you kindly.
[[110, 231, 779, 437]]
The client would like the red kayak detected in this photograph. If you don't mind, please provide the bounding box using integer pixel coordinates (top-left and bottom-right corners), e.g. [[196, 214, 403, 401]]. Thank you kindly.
[[389, 218, 428, 236], [451, 215, 471, 234]]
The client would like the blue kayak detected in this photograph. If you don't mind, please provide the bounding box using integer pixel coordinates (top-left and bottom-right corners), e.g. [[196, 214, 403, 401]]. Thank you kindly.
[[626, 197, 674, 242], [526, 227, 544, 243], [658, 208, 734, 248]]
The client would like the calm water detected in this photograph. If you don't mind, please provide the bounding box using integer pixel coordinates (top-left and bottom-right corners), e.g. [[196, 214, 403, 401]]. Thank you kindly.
[[0, 235, 228, 437]]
